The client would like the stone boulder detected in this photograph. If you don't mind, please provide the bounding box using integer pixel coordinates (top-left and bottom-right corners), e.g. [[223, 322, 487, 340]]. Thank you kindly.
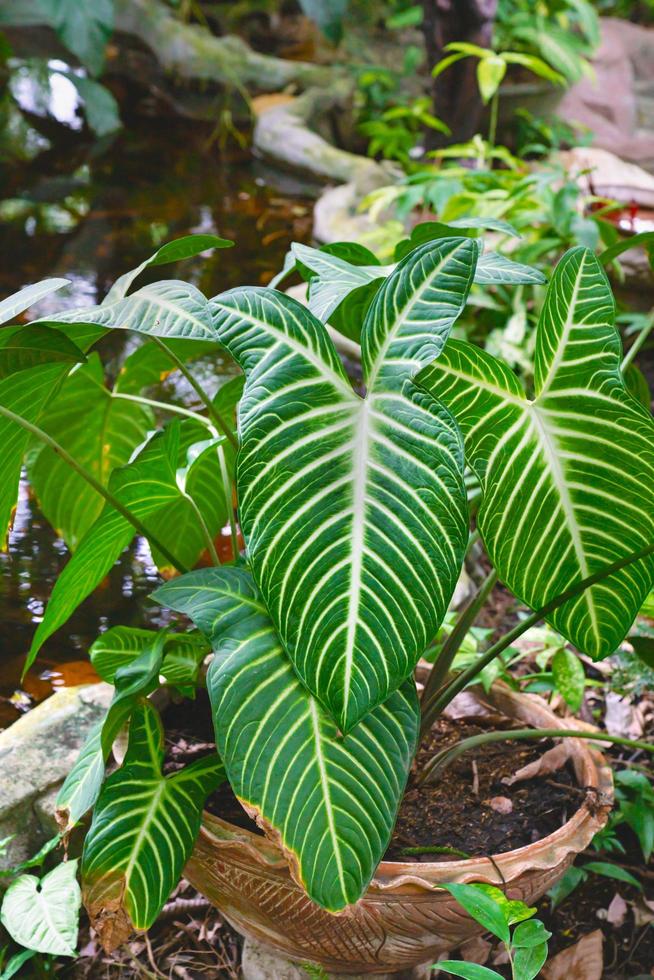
[[559, 18, 654, 171], [0, 683, 112, 875]]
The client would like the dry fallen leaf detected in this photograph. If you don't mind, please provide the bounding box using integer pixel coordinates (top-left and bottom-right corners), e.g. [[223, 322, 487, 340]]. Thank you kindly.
[[502, 742, 570, 785], [604, 892, 628, 928], [633, 895, 654, 928], [442, 691, 498, 720], [604, 692, 644, 739], [487, 796, 513, 814], [541, 929, 603, 980]]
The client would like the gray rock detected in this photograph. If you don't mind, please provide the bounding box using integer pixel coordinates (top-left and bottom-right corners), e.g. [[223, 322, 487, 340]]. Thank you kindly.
[[241, 936, 431, 980], [558, 18, 654, 170], [0, 683, 112, 874], [313, 183, 384, 245]]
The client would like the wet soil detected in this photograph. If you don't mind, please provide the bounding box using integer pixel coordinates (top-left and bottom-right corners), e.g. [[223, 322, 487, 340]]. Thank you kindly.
[[162, 691, 578, 862]]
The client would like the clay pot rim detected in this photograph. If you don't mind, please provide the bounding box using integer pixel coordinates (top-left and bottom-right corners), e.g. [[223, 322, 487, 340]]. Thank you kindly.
[[197, 684, 613, 897]]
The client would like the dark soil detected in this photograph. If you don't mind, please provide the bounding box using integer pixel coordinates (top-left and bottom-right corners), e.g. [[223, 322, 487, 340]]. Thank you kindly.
[[387, 717, 578, 861], [162, 693, 578, 862]]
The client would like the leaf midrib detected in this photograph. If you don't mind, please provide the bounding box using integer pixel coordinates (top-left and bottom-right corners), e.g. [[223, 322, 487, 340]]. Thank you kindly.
[[529, 403, 600, 641], [309, 699, 346, 898]]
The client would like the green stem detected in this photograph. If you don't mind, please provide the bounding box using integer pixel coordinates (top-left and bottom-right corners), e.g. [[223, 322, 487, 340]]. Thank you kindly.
[[621, 312, 654, 372], [428, 539, 654, 722], [420, 568, 498, 739], [0, 404, 188, 574], [183, 492, 220, 566], [112, 392, 215, 428], [488, 90, 499, 150], [150, 335, 237, 448], [421, 727, 654, 784], [466, 528, 481, 556], [217, 441, 239, 561]]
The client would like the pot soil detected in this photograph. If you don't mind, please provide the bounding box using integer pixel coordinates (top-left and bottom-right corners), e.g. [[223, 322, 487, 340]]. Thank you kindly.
[[173, 684, 612, 975]]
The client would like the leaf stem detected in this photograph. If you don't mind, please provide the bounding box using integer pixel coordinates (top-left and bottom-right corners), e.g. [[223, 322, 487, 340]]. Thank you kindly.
[[420, 567, 498, 739], [488, 90, 499, 150], [183, 493, 220, 566], [426, 539, 654, 722], [217, 442, 239, 562], [112, 392, 215, 428], [0, 404, 188, 574], [421, 727, 654, 784], [150, 336, 237, 448], [621, 312, 654, 372]]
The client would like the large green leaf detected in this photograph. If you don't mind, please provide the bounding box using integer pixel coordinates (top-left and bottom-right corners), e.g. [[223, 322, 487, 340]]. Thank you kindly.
[[0, 329, 85, 548], [27, 421, 234, 667], [416, 247, 654, 657], [0, 324, 84, 377], [154, 566, 419, 912], [45, 280, 215, 340], [210, 239, 475, 731], [0, 278, 69, 325], [105, 234, 233, 305], [81, 700, 223, 949], [28, 354, 152, 549], [0, 859, 81, 957]]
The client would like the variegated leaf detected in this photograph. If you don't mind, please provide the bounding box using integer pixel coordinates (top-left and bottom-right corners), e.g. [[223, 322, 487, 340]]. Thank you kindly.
[[154, 566, 419, 912], [0, 278, 69, 325], [90, 625, 209, 695], [416, 246, 654, 657], [81, 700, 223, 951], [57, 633, 168, 832], [292, 241, 543, 336], [43, 280, 215, 340], [210, 239, 474, 731]]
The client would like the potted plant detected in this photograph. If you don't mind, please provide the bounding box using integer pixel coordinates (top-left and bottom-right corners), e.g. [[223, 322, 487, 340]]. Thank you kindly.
[[1, 234, 652, 974]]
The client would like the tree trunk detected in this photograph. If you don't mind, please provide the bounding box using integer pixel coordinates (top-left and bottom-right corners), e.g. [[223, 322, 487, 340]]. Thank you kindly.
[[421, 0, 498, 146]]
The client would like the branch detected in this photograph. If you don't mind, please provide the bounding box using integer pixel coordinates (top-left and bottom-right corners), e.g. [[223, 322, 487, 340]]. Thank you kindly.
[[114, 0, 339, 91]]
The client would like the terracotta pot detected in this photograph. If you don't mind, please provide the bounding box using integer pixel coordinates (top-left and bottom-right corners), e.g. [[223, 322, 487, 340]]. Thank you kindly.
[[185, 685, 613, 975]]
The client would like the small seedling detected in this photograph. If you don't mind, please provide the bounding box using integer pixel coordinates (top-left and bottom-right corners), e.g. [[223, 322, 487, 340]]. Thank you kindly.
[[437, 883, 551, 980]]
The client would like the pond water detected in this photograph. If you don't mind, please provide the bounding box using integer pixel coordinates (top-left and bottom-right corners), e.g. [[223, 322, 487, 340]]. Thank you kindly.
[[0, 108, 317, 727]]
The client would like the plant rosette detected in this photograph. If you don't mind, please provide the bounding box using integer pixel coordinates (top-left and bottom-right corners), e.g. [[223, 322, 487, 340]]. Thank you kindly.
[[1, 232, 652, 972]]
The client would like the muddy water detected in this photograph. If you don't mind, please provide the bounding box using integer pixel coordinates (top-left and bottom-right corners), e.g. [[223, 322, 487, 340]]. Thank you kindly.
[[0, 111, 316, 727]]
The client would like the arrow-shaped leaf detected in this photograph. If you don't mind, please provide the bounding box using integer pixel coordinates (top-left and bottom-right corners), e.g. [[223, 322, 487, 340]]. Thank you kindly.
[[0, 859, 81, 957], [416, 246, 654, 657], [44, 280, 215, 340], [81, 700, 224, 951], [28, 354, 153, 549], [0, 278, 69, 325], [293, 240, 544, 347], [27, 421, 234, 668], [154, 566, 419, 912], [0, 327, 85, 548], [210, 239, 474, 731]]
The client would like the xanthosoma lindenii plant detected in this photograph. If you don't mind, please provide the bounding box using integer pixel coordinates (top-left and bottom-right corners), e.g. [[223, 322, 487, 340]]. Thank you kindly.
[[1, 235, 653, 950]]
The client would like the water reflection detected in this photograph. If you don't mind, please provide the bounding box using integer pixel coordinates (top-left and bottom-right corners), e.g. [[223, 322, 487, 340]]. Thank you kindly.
[[0, 103, 316, 725]]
